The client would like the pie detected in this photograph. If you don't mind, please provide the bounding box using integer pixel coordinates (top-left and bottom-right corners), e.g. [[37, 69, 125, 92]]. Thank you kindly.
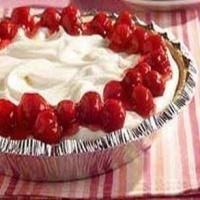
[[0, 6, 179, 144]]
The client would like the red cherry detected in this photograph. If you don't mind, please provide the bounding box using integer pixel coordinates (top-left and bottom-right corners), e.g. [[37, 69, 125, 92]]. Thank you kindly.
[[135, 62, 151, 76], [144, 70, 165, 97], [61, 5, 82, 35], [103, 80, 124, 101], [143, 48, 172, 76], [143, 47, 165, 66], [0, 99, 17, 137], [116, 11, 133, 27], [109, 24, 132, 51], [56, 100, 76, 128], [10, 128, 30, 140], [62, 122, 79, 137], [122, 97, 132, 111], [11, 6, 31, 26], [34, 109, 61, 144], [101, 99, 125, 132], [82, 22, 93, 35], [134, 26, 149, 53], [40, 7, 60, 33], [131, 84, 154, 117], [126, 32, 140, 54], [0, 20, 18, 40], [143, 34, 165, 54], [122, 69, 143, 90], [18, 93, 49, 129], [76, 92, 102, 126], [108, 42, 122, 52], [25, 18, 40, 38], [0, 39, 11, 49], [159, 59, 172, 78], [90, 12, 113, 37], [11, 6, 39, 38]]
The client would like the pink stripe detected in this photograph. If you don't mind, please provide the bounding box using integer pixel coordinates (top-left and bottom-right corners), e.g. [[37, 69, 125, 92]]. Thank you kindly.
[[89, 176, 100, 198], [118, 165, 127, 197], [180, 10, 200, 181], [145, 11, 152, 24], [16, 181, 32, 196], [103, 171, 113, 198], [0, 176, 5, 191], [4, 177, 18, 196], [171, 11, 192, 189], [178, 114, 192, 188], [143, 150, 151, 192]]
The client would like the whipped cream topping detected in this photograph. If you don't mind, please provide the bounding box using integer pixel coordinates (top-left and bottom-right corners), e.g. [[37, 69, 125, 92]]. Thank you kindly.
[[0, 27, 179, 141]]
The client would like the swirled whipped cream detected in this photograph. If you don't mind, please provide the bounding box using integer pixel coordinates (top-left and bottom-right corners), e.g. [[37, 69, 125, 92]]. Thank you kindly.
[[0, 27, 179, 141]]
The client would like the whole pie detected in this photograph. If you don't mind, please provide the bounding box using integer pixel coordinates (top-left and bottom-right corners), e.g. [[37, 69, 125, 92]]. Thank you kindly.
[[0, 6, 179, 144]]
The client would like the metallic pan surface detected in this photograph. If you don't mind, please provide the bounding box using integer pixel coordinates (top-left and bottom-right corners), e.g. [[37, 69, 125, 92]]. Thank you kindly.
[[0, 13, 197, 181]]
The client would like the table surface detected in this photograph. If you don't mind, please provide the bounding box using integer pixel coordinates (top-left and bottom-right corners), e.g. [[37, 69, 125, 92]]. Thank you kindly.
[[0, 0, 200, 199]]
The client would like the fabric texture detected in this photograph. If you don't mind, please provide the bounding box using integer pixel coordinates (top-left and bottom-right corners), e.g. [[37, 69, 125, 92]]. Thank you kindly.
[[0, 1, 200, 199]]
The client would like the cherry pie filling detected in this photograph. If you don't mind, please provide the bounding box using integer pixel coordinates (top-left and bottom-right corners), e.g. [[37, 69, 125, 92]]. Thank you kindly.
[[0, 6, 174, 144]]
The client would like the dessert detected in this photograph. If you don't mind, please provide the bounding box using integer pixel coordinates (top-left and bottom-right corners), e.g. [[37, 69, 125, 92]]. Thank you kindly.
[[0, 6, 179, 144]]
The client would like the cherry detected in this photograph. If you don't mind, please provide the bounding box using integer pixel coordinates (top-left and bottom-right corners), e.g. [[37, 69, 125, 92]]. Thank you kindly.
[[62, 122, 79, 137], [11, 6, 31, 26], [103, 80, 124, 101], [0, 39, 11, 49], [144, 70, 165, 97], [131, 84, 154, 117], [109, 42, 122, 52], [101, 99, 125, 132], [126, 32, 140, 54], [159, 59, 172, 78], [143, 48, 172, 76], [122, 69, 143, 90], [135, 62, 151, 76], [34, 109, 61, 144], [82, 22, 93, 35], [143, 34, 165, 54], [10, 128, 30, 140], [116, 11, 133, 27], [143, 47, 165, 66], [134, 26, 149, 53], [0, 99, 17, 137], [0, 20, 18, 40], [11, 6, 39, 38], [76, 92, 102, 126], [90, 12, 113, 37], [18, 93, 49, 129], [40, 7, 60, 33], [25, 18, 40, 38], [109, 24, 132, 51], [157, 59, 172, 80], [56, 100, 76, 128], [61, 5, 82, 35]]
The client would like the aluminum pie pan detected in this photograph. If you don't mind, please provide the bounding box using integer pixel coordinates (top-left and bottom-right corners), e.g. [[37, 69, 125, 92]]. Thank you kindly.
[[0, 13, 197, 181]]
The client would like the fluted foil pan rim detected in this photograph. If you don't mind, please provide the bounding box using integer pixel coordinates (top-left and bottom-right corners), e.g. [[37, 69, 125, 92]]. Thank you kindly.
[[0, 12, 197, 157]]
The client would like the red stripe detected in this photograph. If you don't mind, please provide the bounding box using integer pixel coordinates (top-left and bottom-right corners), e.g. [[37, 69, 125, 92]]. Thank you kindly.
[[103, 171, 113, 198], [171, 11, 192, 189], [180, 10, 200, 181]]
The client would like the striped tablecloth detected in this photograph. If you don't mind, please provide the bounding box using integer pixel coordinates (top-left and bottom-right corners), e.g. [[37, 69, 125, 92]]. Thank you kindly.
[[0, 1, 200, 199]]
